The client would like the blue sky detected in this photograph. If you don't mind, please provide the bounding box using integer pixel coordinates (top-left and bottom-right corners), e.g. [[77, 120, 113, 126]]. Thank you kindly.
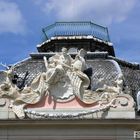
[[0, 0, 140, 70]]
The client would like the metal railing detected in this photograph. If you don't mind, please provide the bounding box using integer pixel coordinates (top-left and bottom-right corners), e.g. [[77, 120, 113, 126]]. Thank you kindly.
[[42, 21, 110, 42]]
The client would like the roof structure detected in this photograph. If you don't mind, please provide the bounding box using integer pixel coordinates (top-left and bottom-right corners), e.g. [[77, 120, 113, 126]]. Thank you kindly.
[[38, 21, 115, 56], [42, 21, 110, 42]]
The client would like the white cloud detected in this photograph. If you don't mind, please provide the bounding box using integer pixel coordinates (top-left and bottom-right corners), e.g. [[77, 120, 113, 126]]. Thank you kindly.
[[39, 0, 137, 25], [0, 1, 26, 34]]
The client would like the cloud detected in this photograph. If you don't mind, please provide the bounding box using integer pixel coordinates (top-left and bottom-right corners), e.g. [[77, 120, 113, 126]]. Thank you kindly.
[[38, 0, 137, 25], [0, 1, 26, 34]]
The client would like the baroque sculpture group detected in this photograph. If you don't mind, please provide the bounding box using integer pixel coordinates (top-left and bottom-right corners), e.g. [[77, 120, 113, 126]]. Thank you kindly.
[[0, 48, 134, 119]]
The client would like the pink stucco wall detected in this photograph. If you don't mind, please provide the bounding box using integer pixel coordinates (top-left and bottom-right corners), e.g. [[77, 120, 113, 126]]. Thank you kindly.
[[27, 95, 97, 109]]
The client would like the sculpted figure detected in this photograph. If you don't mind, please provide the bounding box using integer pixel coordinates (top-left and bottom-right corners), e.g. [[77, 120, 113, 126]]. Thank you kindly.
[[0, 66, 19, 97], [67, 49, 90, 100], [73, 49, 87, 71], [44, 47, 73, 87], [96, 73, 123, 95], [0, 66, 47, 119], [59, 47, 73, 69], [43, 48, 74, 101], [47, 48, 72, 71]]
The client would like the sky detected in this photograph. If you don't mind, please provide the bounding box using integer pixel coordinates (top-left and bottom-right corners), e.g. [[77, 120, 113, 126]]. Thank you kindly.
[[0, 0, 140, 70]]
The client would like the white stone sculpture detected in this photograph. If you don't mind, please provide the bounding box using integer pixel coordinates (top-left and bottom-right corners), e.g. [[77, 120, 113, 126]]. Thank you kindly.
[[43, 47, 74, 101], [0, 48, 135, 119], [0, 67, 47, 118], [72, 49, 87, 71]]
